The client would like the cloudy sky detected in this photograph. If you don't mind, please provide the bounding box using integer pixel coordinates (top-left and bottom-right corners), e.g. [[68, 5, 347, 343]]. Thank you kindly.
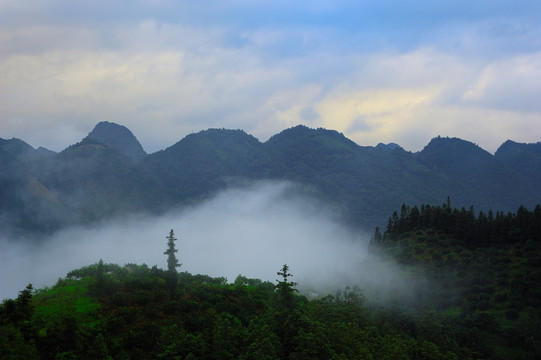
[[1, 0, 541, 154]]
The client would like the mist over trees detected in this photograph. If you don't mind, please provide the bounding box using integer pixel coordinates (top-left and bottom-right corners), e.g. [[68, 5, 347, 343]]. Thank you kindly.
[[0, 181, 369, 301], [1, 201, 540, 359]]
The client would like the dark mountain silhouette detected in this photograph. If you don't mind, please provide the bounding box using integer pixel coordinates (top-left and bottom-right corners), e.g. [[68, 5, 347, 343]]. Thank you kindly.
[[263, 126, 443, 225], [1, 124, 540, 239], [38, 137, 164, 226], [495, 140, 541, 194], [84, 121, 147, 162], [415, 136, 538, 211], [0, 138, 65, 234], [141, 129, 265, 203], [0, 138, 41, 173]]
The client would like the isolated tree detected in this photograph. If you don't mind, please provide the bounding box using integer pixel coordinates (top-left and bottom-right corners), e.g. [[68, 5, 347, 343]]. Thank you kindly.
[[276, 264, 298, 310], [165, 229, 181, 272], [164, 229, 181, 290]]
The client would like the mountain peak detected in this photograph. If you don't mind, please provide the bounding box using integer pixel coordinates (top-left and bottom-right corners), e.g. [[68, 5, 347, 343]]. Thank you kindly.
[[268, 125, 347, 140], [84, 121, 147, 161], [495, 139, 541, 157], [375, 142, 403, 151], [266, 125, 358, 150], [416, 136, 493, 172], [421, 136, 490, 156]]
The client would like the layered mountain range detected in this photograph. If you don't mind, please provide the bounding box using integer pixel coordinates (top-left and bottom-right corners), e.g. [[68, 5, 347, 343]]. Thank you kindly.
[[1, 121, 540, 239]]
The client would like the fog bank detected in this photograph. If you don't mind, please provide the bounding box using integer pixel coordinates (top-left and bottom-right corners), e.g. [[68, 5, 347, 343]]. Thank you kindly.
[[1, 181, 421, 304]]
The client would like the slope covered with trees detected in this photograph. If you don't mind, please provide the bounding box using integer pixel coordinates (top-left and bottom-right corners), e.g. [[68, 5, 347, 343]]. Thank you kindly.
[[2, 201, 540, 359], [0, 263, 471, 359], [371, 201, 541, 359]]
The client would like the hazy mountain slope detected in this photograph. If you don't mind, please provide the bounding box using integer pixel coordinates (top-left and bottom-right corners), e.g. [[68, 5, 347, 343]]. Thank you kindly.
[[0, 138, 42, 175], [495, 140, 541, 194], [36, 146, 57, 156], [140, 129, 266, 203], [2, 124, 541, 238], [264, 126, 444, 226], [415, 136, 538, 210], [35, 138, 162, 228], [0, 138, 66, 236], [84, 121, 147, 162]]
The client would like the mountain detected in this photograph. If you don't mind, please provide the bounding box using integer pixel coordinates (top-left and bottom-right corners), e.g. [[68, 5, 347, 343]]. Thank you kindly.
[[0, 138, 65, 234], [36, 146, 57, 156], [84, 121, 147, 162], [264, 126, 443, 225], [375, 142, 402, 151], [0, 135, 155, 236], [0, 138, 42, 174], [141, 129, 265, 203], [415, 136, 538, 210], [495, 140, 541, 194], [1, 124, 540, 238], [38, 137, 164, 225]]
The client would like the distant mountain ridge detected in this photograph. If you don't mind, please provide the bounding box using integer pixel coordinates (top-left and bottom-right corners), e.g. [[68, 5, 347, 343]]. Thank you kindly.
[[1, 124, 540, 239]]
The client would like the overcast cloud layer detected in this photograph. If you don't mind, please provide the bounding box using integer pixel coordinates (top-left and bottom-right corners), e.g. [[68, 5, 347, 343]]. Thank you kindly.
[[1, 1, 541, 153]]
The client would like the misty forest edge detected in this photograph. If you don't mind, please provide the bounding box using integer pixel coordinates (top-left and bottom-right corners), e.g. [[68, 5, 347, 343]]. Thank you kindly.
[[2, 200, 541, 359]]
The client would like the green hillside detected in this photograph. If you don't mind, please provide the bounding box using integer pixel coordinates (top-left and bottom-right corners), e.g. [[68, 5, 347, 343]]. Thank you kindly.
[[2, 203, 540, 359], [0, 264, 469, 360], [371, 201, 541, 359]]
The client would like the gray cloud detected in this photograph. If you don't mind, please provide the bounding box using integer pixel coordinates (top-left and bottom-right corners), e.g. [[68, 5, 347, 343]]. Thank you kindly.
[[1, 1, 540, 154]]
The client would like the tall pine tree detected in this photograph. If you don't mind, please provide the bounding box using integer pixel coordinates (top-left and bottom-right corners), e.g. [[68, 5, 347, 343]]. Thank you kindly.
[[164, 229, 180, 290], [276, 264, 297, 311]]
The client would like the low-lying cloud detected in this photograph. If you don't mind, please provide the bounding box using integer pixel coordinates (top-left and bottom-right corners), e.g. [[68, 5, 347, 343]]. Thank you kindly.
[[1, 181, 426, 305]]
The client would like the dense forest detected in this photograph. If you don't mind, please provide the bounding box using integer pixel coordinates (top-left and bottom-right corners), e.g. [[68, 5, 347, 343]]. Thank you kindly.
[[371, 201, 541, 359], [1, 203, 541, 359]]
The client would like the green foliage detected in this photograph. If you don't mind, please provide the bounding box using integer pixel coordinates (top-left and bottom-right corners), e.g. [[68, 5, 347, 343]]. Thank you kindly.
[[0, 260, 465, 359], [164, 229, 181, 291], [2, 198, 540, 359], [275, 264, 298, 311], [164, 229, 180, 273], [377, 202, 541, 248], [372, 201, 541, 359]]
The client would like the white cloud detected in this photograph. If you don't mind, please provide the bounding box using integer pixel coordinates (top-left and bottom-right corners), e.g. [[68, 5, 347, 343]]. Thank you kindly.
[[1, 181, 433, 307], [463, 52, 541, 112], [0, 181, 369, 300], [1, 2, 540, 154]]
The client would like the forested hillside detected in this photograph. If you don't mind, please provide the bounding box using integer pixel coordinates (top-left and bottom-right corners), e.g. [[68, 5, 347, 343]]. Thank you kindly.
[[1, 203, 540, 359], [371, 201, 541, 359], [1, 123, 541, 239]]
